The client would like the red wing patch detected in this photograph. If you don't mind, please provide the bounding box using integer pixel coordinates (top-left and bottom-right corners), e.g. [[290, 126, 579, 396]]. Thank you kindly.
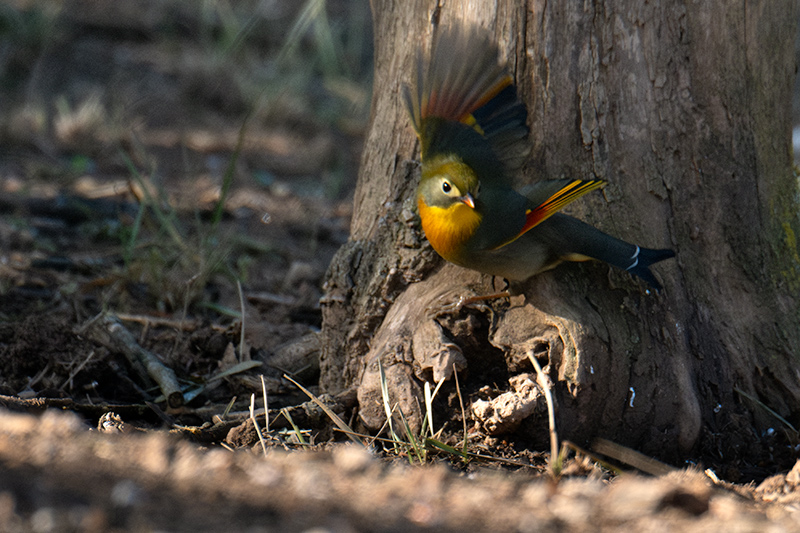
[[522, 180, 604, 231], [491, 179, 605, 250]]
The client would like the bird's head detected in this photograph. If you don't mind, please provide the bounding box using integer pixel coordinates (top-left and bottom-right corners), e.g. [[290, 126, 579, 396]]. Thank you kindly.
[[418, 154, 480, 210], [416, 154, 483, 259]]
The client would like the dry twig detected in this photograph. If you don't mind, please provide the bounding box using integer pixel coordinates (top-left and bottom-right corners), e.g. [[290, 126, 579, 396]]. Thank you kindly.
[[78, 313, 184, 408]]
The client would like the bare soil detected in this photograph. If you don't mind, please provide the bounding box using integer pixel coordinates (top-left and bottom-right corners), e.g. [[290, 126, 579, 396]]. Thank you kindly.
[[1, 2, 799, 531]]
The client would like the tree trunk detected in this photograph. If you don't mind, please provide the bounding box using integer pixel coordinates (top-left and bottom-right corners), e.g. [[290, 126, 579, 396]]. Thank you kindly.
[[320, 0, 800, 465]]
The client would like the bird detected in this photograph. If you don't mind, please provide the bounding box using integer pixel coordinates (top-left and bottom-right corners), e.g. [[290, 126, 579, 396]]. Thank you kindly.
[[403, 25, 674, 290]]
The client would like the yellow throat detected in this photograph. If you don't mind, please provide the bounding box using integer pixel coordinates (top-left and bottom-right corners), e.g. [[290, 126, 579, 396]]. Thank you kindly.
[[417, 195, 482, 261]]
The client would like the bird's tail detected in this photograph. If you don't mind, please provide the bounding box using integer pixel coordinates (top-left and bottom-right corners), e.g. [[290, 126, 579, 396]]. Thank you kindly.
[[620, 246, 675, 290], [543, 214, 675, 290]]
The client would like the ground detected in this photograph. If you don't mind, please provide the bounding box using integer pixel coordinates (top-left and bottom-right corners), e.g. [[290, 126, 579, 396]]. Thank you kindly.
[[1, 2, 799, 531]]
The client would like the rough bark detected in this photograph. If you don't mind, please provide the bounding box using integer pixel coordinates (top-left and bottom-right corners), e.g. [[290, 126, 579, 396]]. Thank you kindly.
[[321, 0, 800, 462]]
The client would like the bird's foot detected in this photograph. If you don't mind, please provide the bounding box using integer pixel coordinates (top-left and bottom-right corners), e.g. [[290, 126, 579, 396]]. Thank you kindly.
[[427, 290, 511, 318]]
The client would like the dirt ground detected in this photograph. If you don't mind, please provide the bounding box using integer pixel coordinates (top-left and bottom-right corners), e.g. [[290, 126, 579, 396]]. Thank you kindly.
[[1, 1, 800, 531]]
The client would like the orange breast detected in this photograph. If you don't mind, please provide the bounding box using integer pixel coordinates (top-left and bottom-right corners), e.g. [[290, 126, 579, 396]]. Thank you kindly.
[[417, 196, 482, 261]]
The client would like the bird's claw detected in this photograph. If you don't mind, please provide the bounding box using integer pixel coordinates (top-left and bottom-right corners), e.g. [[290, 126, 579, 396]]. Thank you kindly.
[[427, 294, 469, 318], [426, 291, 511, 318]]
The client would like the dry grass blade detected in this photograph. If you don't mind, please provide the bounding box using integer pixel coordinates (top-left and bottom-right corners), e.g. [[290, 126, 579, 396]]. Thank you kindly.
[[378, 359, 399, 444], [237, 280, 249, 362], [592, 438, 675, 476], [734, 386, 799, 437], [562, 441, 624, 475], [528, 352, 560, 476], [249, 393, 267, 457], [283, 374, 364, 446], [261, 375, 269, 430], [279, 408, 307, 446], [424, 381, 434, 438], [59, 350, 96, 391], [116, 314, 199, 331], [423, 377, 446, 440], [207, 361, 263, 382], [222, 395, 237, 418], [453, 363, 469, 455]]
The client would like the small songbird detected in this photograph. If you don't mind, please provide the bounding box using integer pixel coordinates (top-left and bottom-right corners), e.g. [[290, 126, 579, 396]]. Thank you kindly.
[[404, 25, 674, 290]]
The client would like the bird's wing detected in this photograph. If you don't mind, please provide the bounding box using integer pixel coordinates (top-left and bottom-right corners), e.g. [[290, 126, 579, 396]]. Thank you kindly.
[[403, 25, 529, 177], [490, 179, 605, 250]]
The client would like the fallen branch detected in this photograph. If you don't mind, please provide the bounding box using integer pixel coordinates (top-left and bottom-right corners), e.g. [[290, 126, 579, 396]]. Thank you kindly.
[[78, 314, 184, 408], [115, 313, 200, 331], [0, 394, 150, 418]]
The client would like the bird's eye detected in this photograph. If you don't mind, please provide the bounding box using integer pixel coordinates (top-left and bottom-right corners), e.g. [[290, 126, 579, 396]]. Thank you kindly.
[[442, 181, 452, 193]]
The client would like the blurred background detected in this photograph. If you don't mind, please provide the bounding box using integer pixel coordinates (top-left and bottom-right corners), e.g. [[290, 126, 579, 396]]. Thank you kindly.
[[0, 0, 373, 406], [0, 0, 373, 316]]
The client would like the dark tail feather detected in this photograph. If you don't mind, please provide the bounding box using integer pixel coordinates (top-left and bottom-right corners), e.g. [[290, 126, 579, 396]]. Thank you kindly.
[[625, 247, 675, 291], [542, 214, 674, 290]]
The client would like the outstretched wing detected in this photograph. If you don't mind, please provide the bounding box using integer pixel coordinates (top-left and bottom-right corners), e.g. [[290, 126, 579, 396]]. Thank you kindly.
[[403, 25, 529, 176]]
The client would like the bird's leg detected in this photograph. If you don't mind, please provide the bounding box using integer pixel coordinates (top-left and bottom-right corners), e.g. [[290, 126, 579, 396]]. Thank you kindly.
[[427, 277, 511, 317], [456, 289, 511, 307], [457, 276, 511, 304], [494, 275, 511, 294]]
